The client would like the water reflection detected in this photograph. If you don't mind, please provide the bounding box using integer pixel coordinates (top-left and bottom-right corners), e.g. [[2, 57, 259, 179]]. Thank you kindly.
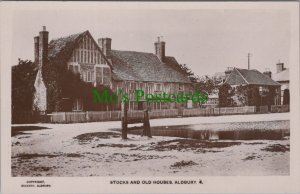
[[128, 125, 289, 140]]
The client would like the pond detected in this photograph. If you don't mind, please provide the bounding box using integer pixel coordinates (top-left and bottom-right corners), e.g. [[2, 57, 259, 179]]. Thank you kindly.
[[124, 123, 289, 140]]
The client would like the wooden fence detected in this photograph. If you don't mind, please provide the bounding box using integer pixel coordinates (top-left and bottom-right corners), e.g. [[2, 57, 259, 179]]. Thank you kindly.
[[149, 109, 178, 119], [256, 106, 269, 114], [12, 111, 49, 124], [214, 106, 256, 115], [271, 105, 289, 113], [46, 105, 288, 123], [48, 109, 179, 123], [183, 106, 256, 117], [182, 108, 215, 117]]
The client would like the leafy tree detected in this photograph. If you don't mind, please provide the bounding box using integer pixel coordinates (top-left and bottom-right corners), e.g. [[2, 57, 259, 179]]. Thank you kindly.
[[12, 59, 37, 111], [179, 64, 199, 83], [42, 58, 115, 112], [218, 83, 233, 107], [264, 86, 276, 108], [235, 85, 260, 106], [247, 86, 260, 106]]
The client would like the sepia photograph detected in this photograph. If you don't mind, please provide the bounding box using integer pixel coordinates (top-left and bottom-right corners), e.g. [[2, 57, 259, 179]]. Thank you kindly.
[[1, 1, 299, 193]]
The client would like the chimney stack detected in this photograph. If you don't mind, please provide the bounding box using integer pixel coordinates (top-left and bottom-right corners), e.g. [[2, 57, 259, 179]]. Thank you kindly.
[[263, 68, 272, 78], [34, 36, 39, 65], [155, 36, 165, 62], [225, 67, 233, 78], [98, 38, 111, 56], [38, 26, 49, 69], [276, 62, 285, 73]]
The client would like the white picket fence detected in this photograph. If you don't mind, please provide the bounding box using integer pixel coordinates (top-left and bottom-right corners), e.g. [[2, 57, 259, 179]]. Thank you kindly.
[[48, 109, 178, 123], [48, 105, 289, 123], [183, 106, 256, 117]]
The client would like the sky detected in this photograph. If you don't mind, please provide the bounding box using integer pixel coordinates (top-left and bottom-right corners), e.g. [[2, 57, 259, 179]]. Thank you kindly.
[[11, 8, 291, 76]]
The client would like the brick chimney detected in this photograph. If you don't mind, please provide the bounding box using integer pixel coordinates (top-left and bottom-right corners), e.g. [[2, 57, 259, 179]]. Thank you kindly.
[[98, 38, 111, 56], [225, 67, 233, 78], [34, 36, 39, 65], [155, 36, 165, 62], [38, 26, 49, 69], [276, 62, 285, 73], [263, 68, 272, 78]]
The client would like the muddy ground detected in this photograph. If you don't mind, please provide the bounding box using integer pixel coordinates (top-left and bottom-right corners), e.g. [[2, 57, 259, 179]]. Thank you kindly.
[[11, 118, 289, 176]]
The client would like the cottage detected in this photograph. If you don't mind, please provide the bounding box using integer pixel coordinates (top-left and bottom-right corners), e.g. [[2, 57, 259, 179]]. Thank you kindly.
[[224, 67, 281, 107], [32, 26, 193, 113]]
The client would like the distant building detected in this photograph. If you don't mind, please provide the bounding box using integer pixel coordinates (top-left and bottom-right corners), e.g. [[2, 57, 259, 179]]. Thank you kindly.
[[224, 67, 281, 106], [271, 62, 289, 104], [202, 92, 219, 108]]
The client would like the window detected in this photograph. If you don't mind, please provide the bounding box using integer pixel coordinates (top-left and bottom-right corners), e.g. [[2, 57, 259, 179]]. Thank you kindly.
[[91, 51, 93, 63], [259, 86, 269, 95], [72, 99, 83, 111], [73, 65, 79, 74], [131, 83, 136, 91], [77, 50, 79, 62], [72, 51, 75, 62], [178, 84, 184, 91], [155, 83, 162, 91], [86, 71, 93, 82]]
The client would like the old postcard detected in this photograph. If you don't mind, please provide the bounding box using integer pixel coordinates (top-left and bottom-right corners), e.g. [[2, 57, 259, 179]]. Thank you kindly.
[[1, 1, 299, 193]]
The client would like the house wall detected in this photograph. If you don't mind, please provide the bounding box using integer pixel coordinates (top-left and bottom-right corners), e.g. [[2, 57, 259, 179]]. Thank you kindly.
[[278, 80, 289, 104], [112, 80, 194, 110], [230, 85, 281, 107]]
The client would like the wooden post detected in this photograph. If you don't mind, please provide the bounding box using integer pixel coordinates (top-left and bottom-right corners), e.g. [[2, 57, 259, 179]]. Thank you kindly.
[[142, 108, 152, 138], [121, 102, 128, 139]]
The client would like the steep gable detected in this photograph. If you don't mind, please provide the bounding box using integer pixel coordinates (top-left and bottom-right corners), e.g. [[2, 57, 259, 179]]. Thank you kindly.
[[225, 68, 248, 85], [48, 31, 111, 67]]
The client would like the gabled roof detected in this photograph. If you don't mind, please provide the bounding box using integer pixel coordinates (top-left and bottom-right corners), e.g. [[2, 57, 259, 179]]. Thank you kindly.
[[272, 68, 289, 82], [109, 50, 191, 83], [225, 68, 280, 86], [48, 31, 111, 67], [47, 31, 191, 83], [48, 31, 86, 65]]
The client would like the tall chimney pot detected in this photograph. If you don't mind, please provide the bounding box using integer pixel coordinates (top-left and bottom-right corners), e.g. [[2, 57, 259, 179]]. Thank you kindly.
[[155, 36, 165, 62], [34, 36, 40, 65], [276, 62, 285, 73], [39, 26, 49, 69], [263, 68, 272, 78], [225, 67, 233, 78], [98, 38, 111, 56]]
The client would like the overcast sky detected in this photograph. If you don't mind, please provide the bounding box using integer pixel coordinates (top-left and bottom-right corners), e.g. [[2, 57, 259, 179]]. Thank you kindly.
[[12, 8, 291, 76]]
